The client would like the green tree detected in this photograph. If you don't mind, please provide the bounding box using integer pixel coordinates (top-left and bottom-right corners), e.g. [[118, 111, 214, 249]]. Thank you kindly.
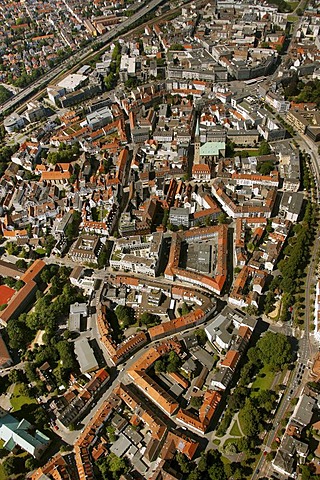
[[65, 212, 81, 241], [167, 351, 181, 373], [8, 370, 21, 384], [258, 141, 271, 156], [15, 259, 27, 269], [43, 235, 56, 256], [300, 464, 320, 480], [3, 456, 24, 476], [228, 386, 248, 412], [0, 85, 12, 103], [207, 450, 227, 480], [154, 359, 166, 373], [169, 44, 185, 51], [98, 245, 109, 269], [115, 305, 135, 328], [217, 212, 228, 224], [56, 340, 77, 370], [190, 396, 203, 409], [7, 318, 33, 350], [194, 328, 207, 345], [239, 398, 262, 437], [25, 456, 38, 471], [181, 302, 190, 315], [246, 305, 259, 316], [139, 312, 158, 326], [97, 453, 128, 480], [256, 331, 292, 371], [257, 160, 275, 175], [176, 452, 190, 473]]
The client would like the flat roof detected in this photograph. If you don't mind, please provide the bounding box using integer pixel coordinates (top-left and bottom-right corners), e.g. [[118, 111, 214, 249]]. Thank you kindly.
[[57, 74, 87, 91]]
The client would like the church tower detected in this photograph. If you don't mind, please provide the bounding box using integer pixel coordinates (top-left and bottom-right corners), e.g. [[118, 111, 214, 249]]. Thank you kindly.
[[194, 116, 200, 165]]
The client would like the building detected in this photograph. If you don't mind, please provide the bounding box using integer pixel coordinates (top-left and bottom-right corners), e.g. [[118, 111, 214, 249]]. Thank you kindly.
[[0, 259, 46, 326], [265, 91, 290, 112], [169, 207, 190, 228], [57, 369, 110, 428], [127, 341, 181, 416], [57, 74, 88, 93], [0, 409, 50, 459], [176, 390, 222, 434], [164, 225, 228, 295], [205, 306, 256, 350], [69, 235, 101, 264], [272, 434, 309, 478], [279, 192, 304, 222], [192, 164, 211, 181], [290, 395, 316, 431], [69, 303, 88, 333], [0, 260, 24, 279], [74, 338, 99, 374], [86, 106, 113, 130]]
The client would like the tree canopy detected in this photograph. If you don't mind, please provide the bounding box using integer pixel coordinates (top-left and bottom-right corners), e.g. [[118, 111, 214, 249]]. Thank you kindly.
[[97, 453, 129, 480], [257, 160, 275, 175], [258, 140, 271, 156], [115, 305, 135, 328], [0, 85, 12, 103], [255, 331, 292, 371]]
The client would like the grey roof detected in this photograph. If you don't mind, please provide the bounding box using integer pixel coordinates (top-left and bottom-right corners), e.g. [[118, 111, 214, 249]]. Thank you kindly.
[[181, 357, 197, 372], [169, 383, 184, 397], [74, 338, 98, 374], [70, 303, 87, 316], [280, 192, 304, 216], [191, 347, 215, 370], [123, 426, 143, 445], [291, 395, 316, 428], [272, 449, 296, 476], [205, 311, 233, 346], [69, 313, 81, 332], [110, 435, 132, 457], [205, 306, 256, 348], [281, 434, 308, 456], [169, 207, 190, 217], [111, 414, 128, 433], [210, 367, 233, 388]]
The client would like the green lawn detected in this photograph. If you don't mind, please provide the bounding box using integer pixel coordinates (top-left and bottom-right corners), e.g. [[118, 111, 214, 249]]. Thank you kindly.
[[251, 366, 275, 396], [229, 420, 242, 437], [10, 383, 37, 412], [234, 149, 260, 157], [0, 463, 6, 480]]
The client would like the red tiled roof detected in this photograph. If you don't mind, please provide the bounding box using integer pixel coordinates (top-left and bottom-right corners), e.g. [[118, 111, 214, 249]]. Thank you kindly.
[[0, 285, 16, 305]]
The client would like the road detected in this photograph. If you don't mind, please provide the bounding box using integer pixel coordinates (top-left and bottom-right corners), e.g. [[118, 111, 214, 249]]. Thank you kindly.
[[252, 197, 319, 480], [250, 18, 319, 479], [56, 314, 217, 445]]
